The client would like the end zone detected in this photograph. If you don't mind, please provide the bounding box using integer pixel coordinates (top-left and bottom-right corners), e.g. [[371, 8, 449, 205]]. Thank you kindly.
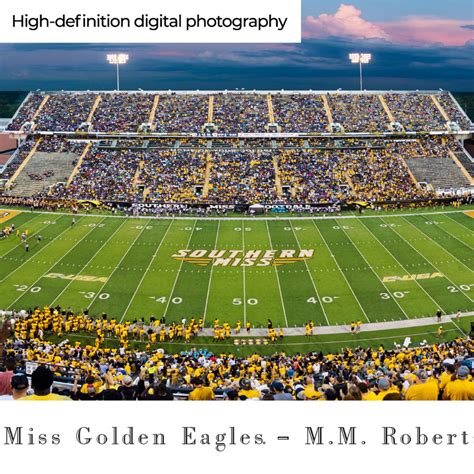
[[0, 209, 21, 224]]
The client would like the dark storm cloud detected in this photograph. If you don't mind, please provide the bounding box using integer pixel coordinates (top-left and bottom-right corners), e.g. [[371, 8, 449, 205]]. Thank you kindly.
[[0, 38, 472, 91]]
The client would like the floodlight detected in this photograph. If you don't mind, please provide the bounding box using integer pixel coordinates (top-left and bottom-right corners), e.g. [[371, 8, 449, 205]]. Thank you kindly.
[[349, 53, 372, 90], [107, 54, 129, 91]]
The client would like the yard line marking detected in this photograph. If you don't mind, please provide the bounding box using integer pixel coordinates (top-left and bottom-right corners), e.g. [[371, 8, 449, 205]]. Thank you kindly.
[[402, 216, 472, 272], [265, 220, 288, 327], [311, 220, 370, 323], [337, 219, 410, 320], [444, 212, 473, 233], [430, 216, 473, 251], [162, 220, 197, 321], [242, 220, 247, 326], [289, 220, 329, 325], [120, 220, 174, 322], [384, 217, 473, 303], [50, 218, 126, 307], [6, 217, 100, 309], [0, 216, 85, 284], [448, 316, 468, 337], [86, 219, 152, 310], [202, 220, 220, 324], [360, 218, 448, 314]]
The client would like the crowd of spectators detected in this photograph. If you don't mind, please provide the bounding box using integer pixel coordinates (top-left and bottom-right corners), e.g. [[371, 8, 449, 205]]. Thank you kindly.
[[384, 93, 446, 132], [277, 149, 350, 203], [437, 93, 472, 130], [346, 148, 426, 202], [92, 93, 155, 133], [0, 137, 37, 181], [213, 94, 269, 134], [6, 93, 44, 131], [35, 93, 97, 132], [327, 94, 389, 132], [207, 150, 276, 204], [6, 91, 472, 134], [59, 148, 140, 201], [272, 94, 328, 133], [154, 95, 208, 133], [0, 309, 472, 401], [139, 150, 207, 203], [11, 136, 463, 204]]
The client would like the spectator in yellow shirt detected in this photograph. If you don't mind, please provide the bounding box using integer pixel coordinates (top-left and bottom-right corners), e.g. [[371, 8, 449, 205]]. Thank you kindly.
[[443, 366, 474, 401], [188, 377, 215, 400], [405, 370, 439, 400], [375, 377, 400, 400]]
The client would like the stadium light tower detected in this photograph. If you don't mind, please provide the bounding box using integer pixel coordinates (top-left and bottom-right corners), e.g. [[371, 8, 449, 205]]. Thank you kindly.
[[107, 53, 129, 91], [349, 53, 371, 91]]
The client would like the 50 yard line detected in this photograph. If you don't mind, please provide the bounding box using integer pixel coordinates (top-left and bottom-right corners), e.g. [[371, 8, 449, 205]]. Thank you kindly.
[[242, 220, 247, 325], [202, 220, 220, 325], [265, 220, 288, 327]]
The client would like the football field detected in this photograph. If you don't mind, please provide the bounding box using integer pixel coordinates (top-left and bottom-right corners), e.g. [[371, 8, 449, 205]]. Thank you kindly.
[[0, 208, 473, 333]]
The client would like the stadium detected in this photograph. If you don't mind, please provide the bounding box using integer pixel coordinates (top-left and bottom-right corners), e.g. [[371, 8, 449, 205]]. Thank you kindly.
[[0, 88, 473, 401]]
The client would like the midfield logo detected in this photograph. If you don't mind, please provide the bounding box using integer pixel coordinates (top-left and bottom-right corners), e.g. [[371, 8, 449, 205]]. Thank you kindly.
[[172, 249, 315, 267]]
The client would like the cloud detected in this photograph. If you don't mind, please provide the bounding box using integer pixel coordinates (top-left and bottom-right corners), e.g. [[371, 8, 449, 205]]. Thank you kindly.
[[381, 17, 474, 46], [1, 37, 472, 92], [303, 4, 389, 40], [303, 4, 474, 46]]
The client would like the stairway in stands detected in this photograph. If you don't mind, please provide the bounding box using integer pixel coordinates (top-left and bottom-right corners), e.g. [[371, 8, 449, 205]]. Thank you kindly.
[[404, 156, 471, 190], [10, 151, 78, 197]]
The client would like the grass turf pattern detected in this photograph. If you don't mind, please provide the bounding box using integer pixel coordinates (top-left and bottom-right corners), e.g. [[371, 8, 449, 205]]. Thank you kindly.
[[1, 210, 472, 334]]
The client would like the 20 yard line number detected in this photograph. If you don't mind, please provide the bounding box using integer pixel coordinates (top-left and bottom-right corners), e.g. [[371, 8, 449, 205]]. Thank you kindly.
[[448, 284, 473, 293], [14, 284, 42, 293]]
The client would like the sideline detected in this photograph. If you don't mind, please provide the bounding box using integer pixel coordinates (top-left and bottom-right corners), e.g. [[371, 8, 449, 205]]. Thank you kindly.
[[197, 311, 474, 336], [0, 207, 472, 221]]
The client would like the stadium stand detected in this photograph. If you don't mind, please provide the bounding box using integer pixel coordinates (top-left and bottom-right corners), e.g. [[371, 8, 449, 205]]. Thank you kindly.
[[1, 90, 473, 205], [326, 93, 389, 133], [271, 94, 328, 133], [153, 94, 208, 133], [0, 310, 472, 401], [35, 93, 97, 132], [91, 93, 155, 133]]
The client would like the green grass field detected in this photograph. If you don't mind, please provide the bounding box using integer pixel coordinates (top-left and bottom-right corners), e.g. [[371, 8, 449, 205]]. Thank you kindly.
[[0, 207, 473, 351]]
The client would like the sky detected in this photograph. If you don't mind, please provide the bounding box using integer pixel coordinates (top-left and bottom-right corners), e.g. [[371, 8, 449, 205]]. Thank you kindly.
[[0, 0, 472, 91]]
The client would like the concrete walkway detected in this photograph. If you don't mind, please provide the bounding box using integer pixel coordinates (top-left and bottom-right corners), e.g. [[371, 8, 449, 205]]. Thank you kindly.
[[180, 311, 473, 337]]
